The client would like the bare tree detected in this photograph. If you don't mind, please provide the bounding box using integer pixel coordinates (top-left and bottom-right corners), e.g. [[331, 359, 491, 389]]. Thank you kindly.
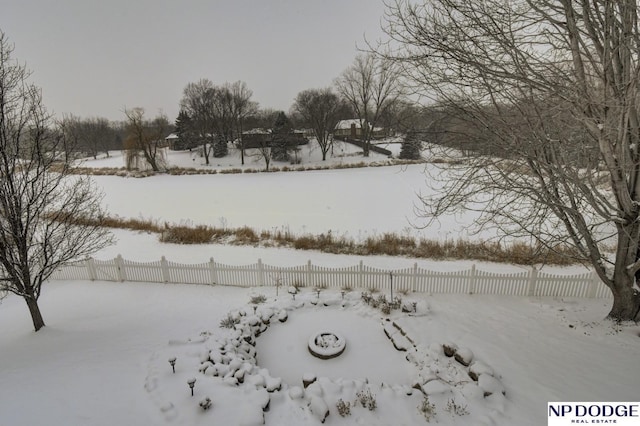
[[181, 79, 216, 165], [381, 0, 640, 320], [292, 88, 344, 161], [60, 115, 115, 159], [0, 31, 113, 331], [181, 80, 257, 161], [250, 136, 272, 171], [335, 54, 403, 156], [123, 108, 169, 172], [230, 81, 259, 165]]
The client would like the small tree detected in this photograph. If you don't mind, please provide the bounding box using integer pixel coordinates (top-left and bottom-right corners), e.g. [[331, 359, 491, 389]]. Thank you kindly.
[[174, 110, 199, 150], [292, 88, 344, 161], [399, 132, 422, 160], [123, 108, 169, 172], [252, 137, 272, 171], [271, 111, 293, 162], [0, 31, 113, 331]]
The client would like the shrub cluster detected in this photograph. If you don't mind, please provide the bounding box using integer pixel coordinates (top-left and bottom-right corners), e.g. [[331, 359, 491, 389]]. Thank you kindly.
[[160, 224, 216, 244], [66, 157, 427, 177]]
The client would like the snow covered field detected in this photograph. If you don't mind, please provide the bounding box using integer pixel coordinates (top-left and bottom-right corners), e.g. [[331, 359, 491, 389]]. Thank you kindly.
[[1, 144, 639, 425], [83, 142, 490, 248]]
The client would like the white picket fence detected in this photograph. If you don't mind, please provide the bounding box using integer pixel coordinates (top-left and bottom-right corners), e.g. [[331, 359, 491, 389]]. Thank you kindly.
[[50, 255, 611, 298]]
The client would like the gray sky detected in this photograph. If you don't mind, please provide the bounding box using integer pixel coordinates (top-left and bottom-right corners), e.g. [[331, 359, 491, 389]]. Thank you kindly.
[[1, 0, 388, 122]]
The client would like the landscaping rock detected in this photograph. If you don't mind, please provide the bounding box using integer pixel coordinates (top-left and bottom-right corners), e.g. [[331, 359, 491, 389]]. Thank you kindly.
[[454, 347, 474, 366], [478, 374, 506, 397], [302, 373, 317, 388], [308, 396, 330, 423], [443, 342, 458, 357]]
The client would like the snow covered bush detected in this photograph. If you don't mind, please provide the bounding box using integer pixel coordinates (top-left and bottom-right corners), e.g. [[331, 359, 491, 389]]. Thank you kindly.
[[446, 398, 469, 416], [356, 388, 377, 411], [418, 395, 436, 421], [199, 397, 212, 410], [219, 313, 239, 329], [336, 399, 351, 417], [250, 294, 267, 304]]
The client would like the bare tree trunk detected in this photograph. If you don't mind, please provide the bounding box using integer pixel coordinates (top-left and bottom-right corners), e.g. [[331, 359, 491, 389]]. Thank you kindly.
[[25, 295, 45, 331], [610, 225, 640, 320], [609, 282, 640, 321]]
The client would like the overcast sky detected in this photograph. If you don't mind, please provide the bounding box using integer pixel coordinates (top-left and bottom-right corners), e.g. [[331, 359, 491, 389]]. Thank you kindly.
[[1, 0, 388, 122]]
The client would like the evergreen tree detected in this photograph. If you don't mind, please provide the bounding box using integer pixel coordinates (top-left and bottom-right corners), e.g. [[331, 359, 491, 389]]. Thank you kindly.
[[174, 110, 199, 150], [271, 111, 292, 161], [213, 135, 228, 157], [399, 132, 423, 160]]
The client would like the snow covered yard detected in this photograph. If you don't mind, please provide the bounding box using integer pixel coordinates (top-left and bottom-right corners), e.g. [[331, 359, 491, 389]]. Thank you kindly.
[[1, 277, 638, 426]]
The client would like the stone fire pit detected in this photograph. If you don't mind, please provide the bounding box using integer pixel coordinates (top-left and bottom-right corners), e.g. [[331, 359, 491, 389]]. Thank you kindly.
[[308, 331, 346, 360]]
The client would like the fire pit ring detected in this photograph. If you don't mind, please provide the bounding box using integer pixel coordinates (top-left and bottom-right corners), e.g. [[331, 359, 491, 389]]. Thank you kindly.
[[308, 331, 346, 360]]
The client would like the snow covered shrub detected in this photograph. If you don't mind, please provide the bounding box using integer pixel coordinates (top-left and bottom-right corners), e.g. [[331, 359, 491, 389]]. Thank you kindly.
[[356, 388, 377, 411], [446, 398, 469, 416], [219, 168, 243, 174], [234, 226, 259, 243], [402, 301, 418, 313], [361, 292, 372, 305], [219, 313, 239, 329], [418, 395, 436, 421], [380, 303, 391, 315], [390, 296, 402, 310], [160, 224, 215, 244], [371, 294, 387, 309], [336, 399, 351, 417], [199, 397, 212, 410], [250, 294, 267, 304]]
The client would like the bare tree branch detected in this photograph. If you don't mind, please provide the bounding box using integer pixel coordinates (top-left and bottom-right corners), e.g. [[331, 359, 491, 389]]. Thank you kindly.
[[379, 0, 640, 320]]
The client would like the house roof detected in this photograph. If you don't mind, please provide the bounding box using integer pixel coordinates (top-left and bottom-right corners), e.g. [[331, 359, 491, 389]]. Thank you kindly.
[[243, 128, 271, 135], [335, 119, 370, 130]]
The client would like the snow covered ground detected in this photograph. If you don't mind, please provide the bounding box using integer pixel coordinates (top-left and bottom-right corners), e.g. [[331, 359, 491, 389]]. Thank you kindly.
[[1, 142, 639, 425], [1, 276, 637, 426]]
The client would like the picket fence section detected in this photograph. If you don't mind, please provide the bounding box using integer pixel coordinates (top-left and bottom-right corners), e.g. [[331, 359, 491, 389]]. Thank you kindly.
[[50, 255, 611, 299]]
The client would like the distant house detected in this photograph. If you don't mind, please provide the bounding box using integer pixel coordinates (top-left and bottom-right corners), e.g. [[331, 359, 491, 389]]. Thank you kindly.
[[334, 119, 365, 138], [165, 133, 179, 149], [241, 128, 272, 148], [241, 128, 308, 148], [334, 119, 386, 139]]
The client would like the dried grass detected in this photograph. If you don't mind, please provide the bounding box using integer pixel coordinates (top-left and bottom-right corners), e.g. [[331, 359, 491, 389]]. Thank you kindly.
[[51, 211, 584, 265]]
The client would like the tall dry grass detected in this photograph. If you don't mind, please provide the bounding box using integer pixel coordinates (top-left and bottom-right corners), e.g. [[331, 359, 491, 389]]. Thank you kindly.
[[65, 214, 583, 265]]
